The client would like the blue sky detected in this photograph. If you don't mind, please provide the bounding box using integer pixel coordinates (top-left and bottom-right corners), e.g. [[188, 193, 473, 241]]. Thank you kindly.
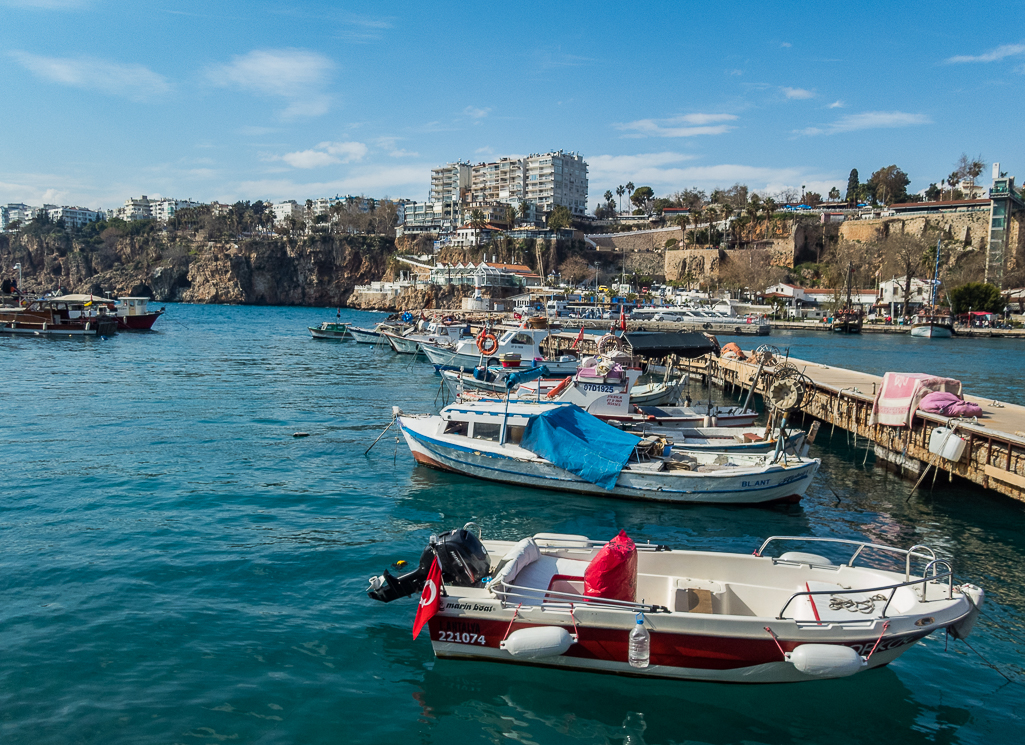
[[1, 0, 1023, 212]]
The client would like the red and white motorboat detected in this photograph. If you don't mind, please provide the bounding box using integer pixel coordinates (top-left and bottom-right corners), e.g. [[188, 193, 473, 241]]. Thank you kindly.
[[368, 526, 983, 684]]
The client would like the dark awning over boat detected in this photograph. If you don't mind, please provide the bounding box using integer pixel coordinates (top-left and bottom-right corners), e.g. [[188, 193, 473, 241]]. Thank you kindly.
[[622, 331, 719, 359]]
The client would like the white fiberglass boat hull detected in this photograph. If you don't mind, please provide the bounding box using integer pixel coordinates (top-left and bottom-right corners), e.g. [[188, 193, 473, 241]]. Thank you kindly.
[[377, 532, 980, 683], [398, 416, 817, 504], [910, 323, 954, 338]]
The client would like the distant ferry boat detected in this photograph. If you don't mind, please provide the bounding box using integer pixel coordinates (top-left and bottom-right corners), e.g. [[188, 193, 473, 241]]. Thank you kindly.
[[629, 307, 770, 334]]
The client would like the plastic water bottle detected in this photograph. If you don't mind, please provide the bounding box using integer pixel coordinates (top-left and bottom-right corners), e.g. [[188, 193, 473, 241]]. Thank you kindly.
[[628, 614, 650, 669]]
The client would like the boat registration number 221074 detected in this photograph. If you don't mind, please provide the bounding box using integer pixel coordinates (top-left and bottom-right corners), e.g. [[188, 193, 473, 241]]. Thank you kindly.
[[437, 630, 487, 645]]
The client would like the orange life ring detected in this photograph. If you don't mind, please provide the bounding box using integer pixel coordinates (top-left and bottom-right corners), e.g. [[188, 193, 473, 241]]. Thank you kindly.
[[477, 331, 499, 356], [546, 376, 572, 399]]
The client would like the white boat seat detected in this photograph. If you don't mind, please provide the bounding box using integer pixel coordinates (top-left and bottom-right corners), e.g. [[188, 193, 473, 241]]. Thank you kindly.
[[512, 556, 592, 605]]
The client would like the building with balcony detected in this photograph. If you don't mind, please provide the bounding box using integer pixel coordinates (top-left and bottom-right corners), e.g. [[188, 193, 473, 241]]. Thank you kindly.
[[525, 150, 588, 217], [46, 206, 104, 229], [430, 162, 471, 203]]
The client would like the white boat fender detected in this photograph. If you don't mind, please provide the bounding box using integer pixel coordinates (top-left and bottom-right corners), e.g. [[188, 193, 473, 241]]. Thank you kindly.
[[949, 584, 985, 640], [786, 644, 866, 678], [500, 626, 575, 659]]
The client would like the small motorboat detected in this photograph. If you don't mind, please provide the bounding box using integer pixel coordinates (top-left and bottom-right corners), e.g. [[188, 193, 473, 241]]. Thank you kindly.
[[308, 321, 350, 340], [420, 323, 580, 375], [628, 376, 687, 406], [384, 321, 473, 355], [348, 321, 407, 345], [368, 526, 984, 683], [396, 400, 819, 505], [613, 421, 813, 456]]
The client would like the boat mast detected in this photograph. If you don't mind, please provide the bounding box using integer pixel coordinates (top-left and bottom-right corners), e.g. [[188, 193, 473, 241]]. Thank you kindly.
[[930, 238, 942, 308]]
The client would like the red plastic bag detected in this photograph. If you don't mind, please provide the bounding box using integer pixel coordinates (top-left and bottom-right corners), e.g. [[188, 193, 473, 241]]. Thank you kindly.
[[583, 530, 637, 602]]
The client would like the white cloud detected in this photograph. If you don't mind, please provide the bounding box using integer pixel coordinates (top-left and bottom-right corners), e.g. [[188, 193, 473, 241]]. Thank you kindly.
[[945, 43, 1025, 63], [827, 100, 844, 109], [797, 110, 932, 136], [275, 141, 368, 169], [207, 49, 335, 119], [782, 87, 814, 99], [237, 165, 426, 201], [614, 114, 737, 138], [9, 51, 170, 100], [780, 42, 792, 48], [463, 106, 491, 119], [281, 150, 340, 169]]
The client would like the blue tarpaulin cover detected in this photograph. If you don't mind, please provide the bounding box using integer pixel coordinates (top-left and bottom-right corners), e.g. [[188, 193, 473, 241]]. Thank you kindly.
[[520, 405, 638, 490]]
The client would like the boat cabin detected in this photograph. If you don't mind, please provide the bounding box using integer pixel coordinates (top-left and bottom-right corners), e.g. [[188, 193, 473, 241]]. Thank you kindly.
[[118, 297, 152, 317]]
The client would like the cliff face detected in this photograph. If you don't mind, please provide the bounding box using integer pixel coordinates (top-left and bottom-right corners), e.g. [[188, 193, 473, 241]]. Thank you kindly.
[[0, 229, 394, 306]]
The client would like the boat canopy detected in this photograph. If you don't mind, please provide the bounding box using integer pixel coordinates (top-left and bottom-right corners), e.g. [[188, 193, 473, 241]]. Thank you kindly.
[[622, 331, 719, 359], [520, 404, 638, 490], [49, 294, 117, 304]]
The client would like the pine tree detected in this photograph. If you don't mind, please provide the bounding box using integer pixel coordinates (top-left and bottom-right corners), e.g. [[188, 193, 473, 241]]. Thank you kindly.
[[845, 169, 859, 204]]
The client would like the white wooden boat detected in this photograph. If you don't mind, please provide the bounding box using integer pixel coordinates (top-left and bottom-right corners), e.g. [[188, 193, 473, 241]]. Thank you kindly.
[[384, 321, 472, 355], [420, 325, 580, 375], [628, 376, 687, 406], [910, 314, 954, 338], [349, 321, 407, 345], [369, 527, 983, 683], [396, 401, 819, 505]]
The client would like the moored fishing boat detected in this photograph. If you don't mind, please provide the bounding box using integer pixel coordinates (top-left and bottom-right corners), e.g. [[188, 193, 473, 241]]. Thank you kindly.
[[308, 321, 350, 340], [396, 400, 819, 505], [911, 239, 954, 338], [0, 296, 118, 337], [420, 324, 580, 375], [368, 526, 983, 683], [349, 320, 407, 344]]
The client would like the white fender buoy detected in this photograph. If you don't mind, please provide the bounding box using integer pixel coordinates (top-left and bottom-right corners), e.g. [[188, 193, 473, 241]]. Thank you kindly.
[[949, 584, 985, 640], [786, 644, 865, 678], [500, 626, 574, 659]]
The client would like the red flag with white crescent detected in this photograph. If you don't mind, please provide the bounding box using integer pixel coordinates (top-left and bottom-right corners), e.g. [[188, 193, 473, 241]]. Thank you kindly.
[[412, 556, 442, 640], [571, 326, 585, 349], [619, 306, 626, 331]]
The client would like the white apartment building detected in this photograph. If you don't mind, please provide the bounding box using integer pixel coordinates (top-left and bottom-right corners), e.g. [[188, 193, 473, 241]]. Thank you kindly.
[[878, 278, 935, 311], [4, 203, 36, 228], [525, 151, 588, 217], [471, 157, 525, 205], [273, 200, 304, 224], [47, 206, 103, 229], [430, 162, 471, 202], [150, 198, 202, 222]]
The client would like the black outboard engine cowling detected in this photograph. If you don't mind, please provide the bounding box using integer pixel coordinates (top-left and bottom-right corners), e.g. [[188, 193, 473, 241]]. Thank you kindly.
[[367, 523, 490, 603]]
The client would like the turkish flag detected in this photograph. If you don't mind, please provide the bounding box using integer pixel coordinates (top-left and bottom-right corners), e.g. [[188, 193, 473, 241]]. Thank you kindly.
[[619, 306, 626, 331], [571, 326, 585, 349], [412, 556, 442, 640]]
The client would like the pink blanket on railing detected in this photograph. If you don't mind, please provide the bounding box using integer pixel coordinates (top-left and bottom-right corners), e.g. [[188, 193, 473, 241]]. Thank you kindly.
[[869, 372, 962, 427]]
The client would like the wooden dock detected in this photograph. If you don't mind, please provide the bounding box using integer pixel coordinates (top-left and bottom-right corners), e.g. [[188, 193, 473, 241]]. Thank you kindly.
[[680, 351, 1025, 504]]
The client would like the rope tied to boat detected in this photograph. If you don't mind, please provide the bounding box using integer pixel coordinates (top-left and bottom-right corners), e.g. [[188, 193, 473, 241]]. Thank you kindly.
[[764, 626, 786, 659], [828, 593, 889, 615]]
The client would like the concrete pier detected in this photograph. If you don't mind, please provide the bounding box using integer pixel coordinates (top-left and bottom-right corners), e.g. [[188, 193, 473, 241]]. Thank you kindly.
[[680, 352, 1025, 504]]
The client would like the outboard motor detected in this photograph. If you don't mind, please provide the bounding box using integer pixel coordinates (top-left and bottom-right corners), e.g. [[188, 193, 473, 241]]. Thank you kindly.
[[367, 523, 490, 603]]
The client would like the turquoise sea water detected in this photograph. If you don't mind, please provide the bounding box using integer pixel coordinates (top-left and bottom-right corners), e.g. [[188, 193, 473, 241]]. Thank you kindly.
[[2, 305, 1023, 744]]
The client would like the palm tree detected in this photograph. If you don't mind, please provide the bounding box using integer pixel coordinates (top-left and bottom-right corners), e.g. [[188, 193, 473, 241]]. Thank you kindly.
[[604, 190, 614, 209], [518, 200, 530, 226], [690, 208, 703, 244], [505, 204, 517, 230], [675, 214, 690, 246], [705, 206, 719, 245], [469, 208, 486, 247], [625, 182, 635, 211], [616, 185, 626, 213]]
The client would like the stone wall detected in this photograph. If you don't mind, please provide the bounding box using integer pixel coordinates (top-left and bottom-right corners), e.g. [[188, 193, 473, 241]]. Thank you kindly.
[[590, 227, 683, 252], [664, 248, 724, 281], [839, 211, 991, 249]]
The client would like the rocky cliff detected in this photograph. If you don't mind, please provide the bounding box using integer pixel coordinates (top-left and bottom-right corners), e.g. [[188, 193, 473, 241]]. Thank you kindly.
[[0, 228, 395, 306]]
